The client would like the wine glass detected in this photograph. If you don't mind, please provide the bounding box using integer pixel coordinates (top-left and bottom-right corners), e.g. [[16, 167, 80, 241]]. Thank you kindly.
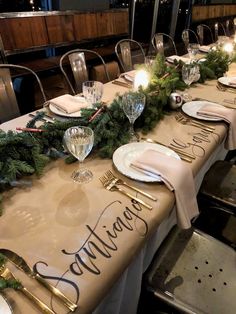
[[187, 43, 200, 61], [63, 126, 94, 183], [82, 81, 103, 107], [181, 64, 196, 102], [145, 55, 156, 69], [122, 92, 146, 142]]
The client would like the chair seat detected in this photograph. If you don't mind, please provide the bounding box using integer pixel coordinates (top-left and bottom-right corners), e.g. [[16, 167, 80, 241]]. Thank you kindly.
[[199, 160, 236, 211], [146, 226, 236, 314]]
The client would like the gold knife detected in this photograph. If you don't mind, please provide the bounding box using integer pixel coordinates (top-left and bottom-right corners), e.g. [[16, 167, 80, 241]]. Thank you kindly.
[[141, 138, 195, 161], [0, 249, 77, 312], [112, 80, 132, 88]]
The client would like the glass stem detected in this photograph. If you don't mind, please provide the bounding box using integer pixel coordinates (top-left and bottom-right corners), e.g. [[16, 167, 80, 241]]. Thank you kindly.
[[129, 122, 135, 138]]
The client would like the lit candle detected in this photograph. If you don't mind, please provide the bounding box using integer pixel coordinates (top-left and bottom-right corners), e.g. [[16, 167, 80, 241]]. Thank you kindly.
[[223, 42, 233, 54], [133, 70, 149, 91]]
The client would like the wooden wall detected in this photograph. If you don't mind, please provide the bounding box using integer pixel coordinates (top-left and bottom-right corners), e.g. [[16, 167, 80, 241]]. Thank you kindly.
[[0, 10, 129, 54], [192, 5, 236, 22]]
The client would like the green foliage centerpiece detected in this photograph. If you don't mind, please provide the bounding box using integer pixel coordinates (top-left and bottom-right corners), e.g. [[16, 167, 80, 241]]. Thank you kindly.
[[0, 51, 233, 213]]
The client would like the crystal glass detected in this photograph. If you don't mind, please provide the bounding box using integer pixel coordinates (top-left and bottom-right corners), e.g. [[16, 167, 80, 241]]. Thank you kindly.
[[187, 43, 200, 61], [63, 126, 94, 183], [82, 81, 103, 107], [122, 93, 145, 142], [181, 64, 196, 102], [145, 55, 156, 68]]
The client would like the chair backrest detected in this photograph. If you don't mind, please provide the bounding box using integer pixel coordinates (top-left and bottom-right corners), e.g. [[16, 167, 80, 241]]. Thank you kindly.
[[182, 29, 199, 49], [152, 33, 177, 56], [115, 39, 145, 73], [59, 49, 110, 95], [226, 19, 235, 37], [0, 64, 47, 123], [197, 24, 214, 45]]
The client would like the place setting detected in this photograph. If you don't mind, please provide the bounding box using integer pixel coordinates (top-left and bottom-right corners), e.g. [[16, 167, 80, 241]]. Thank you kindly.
[[0, 250, 77, 313], [48, 80, 104, 118], [180, 99, 236, 150]]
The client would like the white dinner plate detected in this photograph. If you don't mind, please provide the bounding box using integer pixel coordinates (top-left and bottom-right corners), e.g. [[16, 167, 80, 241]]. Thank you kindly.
[[112, 142, 180, 182], [49, 96, 87, 118], [218, 76, 236, 88], [182, 101, 222, 121], [0, 294, 12, 314]]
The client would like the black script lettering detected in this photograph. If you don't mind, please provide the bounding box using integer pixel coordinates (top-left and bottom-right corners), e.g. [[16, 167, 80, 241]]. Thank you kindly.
[[33, 262, 80, 303], [63, 201, 149, 277]]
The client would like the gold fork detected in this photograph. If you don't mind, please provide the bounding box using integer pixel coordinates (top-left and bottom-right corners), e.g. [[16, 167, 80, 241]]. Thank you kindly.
[[99, 175, 153, 210], [105, 170, 157, 201], [0, 266, 56, 314], [217, 82, 236, 94], [175, 113, 215, 132]]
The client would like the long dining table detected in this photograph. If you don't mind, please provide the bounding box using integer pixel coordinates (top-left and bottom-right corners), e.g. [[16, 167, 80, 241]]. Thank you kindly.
[[0, 60, 235, 314]]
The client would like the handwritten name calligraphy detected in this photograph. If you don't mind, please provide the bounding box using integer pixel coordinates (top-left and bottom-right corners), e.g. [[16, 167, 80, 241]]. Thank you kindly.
[[171, 128, 220, 157], [34, 199, 149, 304]]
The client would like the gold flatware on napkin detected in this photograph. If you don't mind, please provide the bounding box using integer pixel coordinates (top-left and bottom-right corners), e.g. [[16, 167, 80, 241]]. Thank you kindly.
[[0, 249, 77, 312], [141, 138, 194, 163], [99, 175, 152, 210], [0, 266, 56, 314], [175, 112, 215, 132], [105, 170, 157, 201]]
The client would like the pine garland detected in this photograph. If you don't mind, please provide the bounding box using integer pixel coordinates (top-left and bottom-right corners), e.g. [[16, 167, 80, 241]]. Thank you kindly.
[[0, 51, 233, 213], [0, 253, 22, 291]]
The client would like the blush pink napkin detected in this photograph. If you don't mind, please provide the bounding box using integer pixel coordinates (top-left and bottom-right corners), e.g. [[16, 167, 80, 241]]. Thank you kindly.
[[131, 149, 199, 229], [197, 104, 236, 150], [50, 94, 87, 114]]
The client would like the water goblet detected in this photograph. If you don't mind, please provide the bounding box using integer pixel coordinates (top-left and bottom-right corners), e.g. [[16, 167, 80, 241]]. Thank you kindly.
[[187, 43, 200, 61], [63, 126, 94, 183], [145, 55, 156, 68], [82, 81, 103, 107], [181, 64, 196, 102], [122, 92, 146, 142]]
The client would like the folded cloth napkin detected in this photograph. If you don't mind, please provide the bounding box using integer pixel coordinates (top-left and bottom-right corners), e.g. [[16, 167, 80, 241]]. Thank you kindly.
[[197, 104, 236, 150], [130, 149, 199, 229], [166, 55, 190, 64], [50, 94, 87, 114], [199, 45, 211, 53], [120, 70, 136, 83]]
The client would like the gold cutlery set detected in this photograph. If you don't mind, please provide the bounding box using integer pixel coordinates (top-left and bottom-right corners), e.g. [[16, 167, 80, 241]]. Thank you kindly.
[[112, 80, 132, 88], [217, 82, 236, 94], [175, 112, 215, 133], [100, 170, 156, 210], [0, 249, 77, 313], [140, 138, 195, 163]]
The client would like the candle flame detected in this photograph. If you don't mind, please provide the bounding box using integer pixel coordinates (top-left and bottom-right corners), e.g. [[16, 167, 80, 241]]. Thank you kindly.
[[133, 70, 149, 90]]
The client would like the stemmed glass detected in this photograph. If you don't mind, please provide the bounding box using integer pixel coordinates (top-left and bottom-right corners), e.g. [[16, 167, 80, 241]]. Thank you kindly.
[[181, 64, 196, 102], [82, 81, 103, 107], [187, 43, 200, 61], [122, 92, 146, 142], [63, 126, 94, 183]]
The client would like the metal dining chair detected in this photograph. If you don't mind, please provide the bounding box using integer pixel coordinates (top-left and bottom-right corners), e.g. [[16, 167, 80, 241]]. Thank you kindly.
[[0, 64, 47, 123], [59, 49, 110, 95], [182, 29, 199, 49], [226, 19, 235, 37], [115, 39, 145, 73], [151, 33, 177, 57], [197, 24, 214, 45], [193, 160, 236, 249], [145, 225, 236, 313]]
